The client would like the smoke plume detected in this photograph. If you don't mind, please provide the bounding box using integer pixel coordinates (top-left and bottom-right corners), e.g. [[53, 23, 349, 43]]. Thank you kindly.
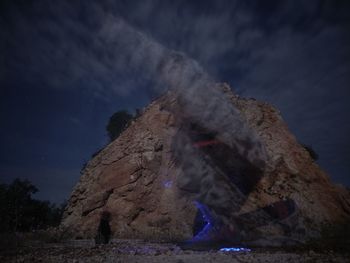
[[103, 19, 269, 238]]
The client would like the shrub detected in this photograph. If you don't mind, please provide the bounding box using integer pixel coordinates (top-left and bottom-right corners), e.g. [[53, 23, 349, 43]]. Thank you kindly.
[[302, 144, 319, 161]]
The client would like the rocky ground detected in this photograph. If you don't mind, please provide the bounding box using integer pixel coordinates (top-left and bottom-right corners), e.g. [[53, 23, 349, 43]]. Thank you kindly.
[[1, 239, 349, 263]]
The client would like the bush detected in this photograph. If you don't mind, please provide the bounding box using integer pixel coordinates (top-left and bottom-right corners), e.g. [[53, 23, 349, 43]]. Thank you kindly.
[[106, 110, 133, 141], [302, 144, 319, 161]]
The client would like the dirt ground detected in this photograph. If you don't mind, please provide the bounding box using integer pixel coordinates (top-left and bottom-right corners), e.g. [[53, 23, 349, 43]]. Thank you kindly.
[[1, 239, 349, 263]]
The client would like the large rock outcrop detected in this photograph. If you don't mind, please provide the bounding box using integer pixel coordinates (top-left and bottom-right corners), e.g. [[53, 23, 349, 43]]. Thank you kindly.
[[61, 83, 350, 245]]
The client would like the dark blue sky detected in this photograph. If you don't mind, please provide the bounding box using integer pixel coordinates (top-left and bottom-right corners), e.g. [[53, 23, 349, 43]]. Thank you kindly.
[[1, 0, 349, 203]]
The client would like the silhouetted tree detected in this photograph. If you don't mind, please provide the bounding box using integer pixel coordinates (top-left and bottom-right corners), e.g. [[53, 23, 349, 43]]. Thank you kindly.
[[0, 183, 9, 232], [6, 179, 38, 232], [0, 179, 65, 233], [106, 110, 133, 141]]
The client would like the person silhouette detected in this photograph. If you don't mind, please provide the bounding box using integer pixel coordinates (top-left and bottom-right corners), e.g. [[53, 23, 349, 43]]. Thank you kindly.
[[95, 211, 111, 245]]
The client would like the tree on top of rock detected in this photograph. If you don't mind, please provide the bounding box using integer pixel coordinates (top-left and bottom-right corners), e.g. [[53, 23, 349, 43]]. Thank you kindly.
[[106, 110, 133, 141]]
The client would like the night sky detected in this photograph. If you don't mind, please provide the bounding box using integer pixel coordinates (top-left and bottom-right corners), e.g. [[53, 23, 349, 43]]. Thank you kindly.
[[1, 0, 349, 204]]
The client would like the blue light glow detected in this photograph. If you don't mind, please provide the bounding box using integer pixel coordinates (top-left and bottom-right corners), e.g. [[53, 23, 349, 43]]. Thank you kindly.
[[219, 247, 251, 252], [163, 180, 173, 188], [191, 201, 213, 242], [191, 202, 251, 252]]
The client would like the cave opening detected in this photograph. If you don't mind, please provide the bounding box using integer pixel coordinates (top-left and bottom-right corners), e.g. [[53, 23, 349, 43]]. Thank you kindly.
[[181, 122, 265, 250], [189, 123, 264, 195]]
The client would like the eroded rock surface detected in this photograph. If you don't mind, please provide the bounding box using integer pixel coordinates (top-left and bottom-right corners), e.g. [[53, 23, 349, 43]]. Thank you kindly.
[[61, 83, 350, 245]]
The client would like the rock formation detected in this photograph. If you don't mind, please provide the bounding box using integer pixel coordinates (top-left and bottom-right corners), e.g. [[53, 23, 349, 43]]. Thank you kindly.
[[61, 83, 350, 246]]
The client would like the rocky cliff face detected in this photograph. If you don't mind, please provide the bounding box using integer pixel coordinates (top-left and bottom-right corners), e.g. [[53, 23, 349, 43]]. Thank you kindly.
[[61, 83, 350, 245]]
